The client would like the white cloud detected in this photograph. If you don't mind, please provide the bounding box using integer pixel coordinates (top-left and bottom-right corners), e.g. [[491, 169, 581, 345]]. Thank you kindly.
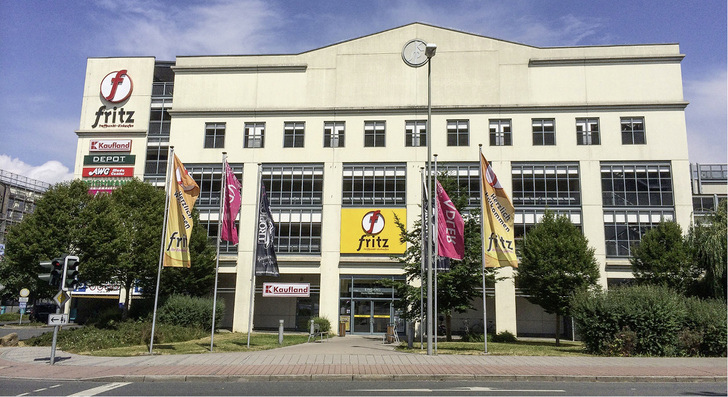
[[0, 155, 74, 185], [684, 68, 728, 164]]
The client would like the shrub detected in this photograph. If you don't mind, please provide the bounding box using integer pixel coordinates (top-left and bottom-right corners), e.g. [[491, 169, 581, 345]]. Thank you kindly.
[[311, 316, 331, 333], [88, 307, 123, 330], [157, 294, 224, 331], [462, 332, 484, 342], [607, 326, 637, 357], [491, 330, 517, 343], [683, 297, 727, 356]]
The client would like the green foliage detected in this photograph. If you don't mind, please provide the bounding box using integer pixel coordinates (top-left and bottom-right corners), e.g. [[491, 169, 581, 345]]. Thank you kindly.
[[571, 284, 727, 356], [312, 316, 331, 333], [157, 294, 225, 331], [517, 211, 600, 318], [491, 330, 517, 343], [630, 221, 698, 294], [688, 200, 727, 300]]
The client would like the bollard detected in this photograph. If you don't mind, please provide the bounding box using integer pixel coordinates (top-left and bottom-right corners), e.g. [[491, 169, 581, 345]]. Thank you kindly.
[[278, 319, 284, 345]]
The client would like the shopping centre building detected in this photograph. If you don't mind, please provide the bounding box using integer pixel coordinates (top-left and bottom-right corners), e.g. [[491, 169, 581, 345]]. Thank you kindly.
[[72, 23, 697, 337]]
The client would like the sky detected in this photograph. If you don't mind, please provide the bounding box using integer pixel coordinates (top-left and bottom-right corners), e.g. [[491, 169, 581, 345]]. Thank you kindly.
[[1, 0, 726, 185]]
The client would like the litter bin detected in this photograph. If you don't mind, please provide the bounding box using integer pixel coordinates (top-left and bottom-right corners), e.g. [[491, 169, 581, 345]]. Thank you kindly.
[[0, 306, 5, 315], [339, 321, 346, 337]]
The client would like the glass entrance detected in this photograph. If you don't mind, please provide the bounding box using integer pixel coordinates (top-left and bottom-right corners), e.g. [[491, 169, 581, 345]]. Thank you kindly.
[[340, 275, 404, 335], [352, 300, 391, 333]]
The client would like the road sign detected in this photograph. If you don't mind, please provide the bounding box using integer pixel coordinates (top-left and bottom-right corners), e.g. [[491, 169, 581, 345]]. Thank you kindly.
[[20, 288, 30, 297], [19, 297, 29, 303], [19, 302, 27, 310], [53, 290, 70, 307], [48, 314, 69, 326]]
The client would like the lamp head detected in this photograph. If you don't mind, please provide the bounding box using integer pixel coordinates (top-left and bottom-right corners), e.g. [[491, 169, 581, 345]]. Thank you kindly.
[[425, 43, 437, 58]]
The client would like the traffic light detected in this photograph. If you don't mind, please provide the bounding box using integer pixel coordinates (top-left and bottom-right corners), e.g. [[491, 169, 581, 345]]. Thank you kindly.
[[50, 257, 64, 287], [38, 261, 53, 285], [63, 256, 80, 291]]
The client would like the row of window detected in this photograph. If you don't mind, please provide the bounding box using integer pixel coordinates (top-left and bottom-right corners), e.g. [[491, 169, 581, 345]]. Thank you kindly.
[[202, 117, 647, 149]]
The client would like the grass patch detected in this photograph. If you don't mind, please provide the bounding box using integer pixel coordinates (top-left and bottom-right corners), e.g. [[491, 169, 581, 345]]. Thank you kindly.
[[398, 339, 589, 356]]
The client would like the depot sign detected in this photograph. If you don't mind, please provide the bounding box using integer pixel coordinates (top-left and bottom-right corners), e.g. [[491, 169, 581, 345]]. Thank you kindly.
[[262, 283, 310, 298]]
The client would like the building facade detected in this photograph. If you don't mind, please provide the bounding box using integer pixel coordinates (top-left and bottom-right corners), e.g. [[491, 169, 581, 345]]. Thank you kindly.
[[73, 23, 695, 336], [0, 170, 51, 256]]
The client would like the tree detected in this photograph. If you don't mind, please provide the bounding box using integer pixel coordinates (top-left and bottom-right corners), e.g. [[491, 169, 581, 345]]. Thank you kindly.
[[630, 220, 698, 294], [689, 200, 727, 300], [516, 210, 600, 346], [0, 180, 91, 302], [388, 175, 492, 341]]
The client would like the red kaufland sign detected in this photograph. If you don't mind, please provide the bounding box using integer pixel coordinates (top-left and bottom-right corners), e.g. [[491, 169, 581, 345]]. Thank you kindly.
[[82, 167, 134, 177], [89, 139, 132, 152], [262, 283, 310, 297]]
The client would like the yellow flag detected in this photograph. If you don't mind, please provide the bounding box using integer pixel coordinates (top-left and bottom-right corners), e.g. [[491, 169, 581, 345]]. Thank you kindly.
[[480, 153, 518, 268], [163, 154, 200, 268]]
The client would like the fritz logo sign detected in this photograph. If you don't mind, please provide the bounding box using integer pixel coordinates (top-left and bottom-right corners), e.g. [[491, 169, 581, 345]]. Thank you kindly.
[[340, 208, 406, 254], [93, 70, 135, 129]]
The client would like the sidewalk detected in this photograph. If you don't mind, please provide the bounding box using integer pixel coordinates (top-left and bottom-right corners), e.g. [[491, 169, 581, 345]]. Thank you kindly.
[[0, 335, 725, 383]]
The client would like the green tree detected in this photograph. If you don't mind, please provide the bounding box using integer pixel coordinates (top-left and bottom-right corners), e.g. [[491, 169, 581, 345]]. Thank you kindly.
[[516, 210, 600, 346], [0, 180, 91, 302], [689, 200, 727, 300], [388, 175, 491, 341], [630, 221, 698, 294]]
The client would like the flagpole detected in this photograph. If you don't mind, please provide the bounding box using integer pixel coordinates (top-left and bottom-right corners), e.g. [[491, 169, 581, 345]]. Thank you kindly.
[[210, 152, 227, 352], [247, 164, 263, 348], [478, 144, 488, 354], [419, 167, 425, 350], [433, 154, 439, 354], [149, 146, 175, 354]]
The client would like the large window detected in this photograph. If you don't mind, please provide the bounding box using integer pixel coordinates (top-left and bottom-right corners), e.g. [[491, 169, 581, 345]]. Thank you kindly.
[[324, 121, 345, 148], [185, 163, 244, 207], [621, 117, 646, 144], [261, 164, 324, 206], [447, 120, 469, 146], [284, 122, 305, 148], [512, 163, 581, 207], [489, 119, 512, 146], [342, 164, 406, 206], [437, 163, 480, 209], [148, 99, 171, 137], [604, 210, 673, 257], [532, 119, 555, 145], [197, 207, 239, 254], [364, 121, 386, 147], [601, 163, 673, 207], [405, 120, 427, 147], [244, 122, 265, 148], [274, 209, 322, 254], [576, 118, 600, 145], [204, 123, 225, 148], [145, 138, 169, 175]]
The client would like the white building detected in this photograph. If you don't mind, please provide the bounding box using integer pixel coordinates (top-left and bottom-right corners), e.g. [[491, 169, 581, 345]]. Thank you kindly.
[[73, 23, 693, 337]]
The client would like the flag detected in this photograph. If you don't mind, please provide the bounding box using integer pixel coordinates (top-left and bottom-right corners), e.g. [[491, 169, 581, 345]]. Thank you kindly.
[[255, 184, 279, 276], [480, 154, 518, 268], [220, 161, 242, 244], [436, 180, 465, 260], [164, 154, 200, 267]]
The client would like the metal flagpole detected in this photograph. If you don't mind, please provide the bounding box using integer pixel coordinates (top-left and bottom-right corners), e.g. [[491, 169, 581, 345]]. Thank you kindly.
[[433, 154, 439, 354], [247, 164, 263, 348], [210, 152, 227, 352], [419, 167, 425, 350], [149, 146, 175, 354], [478, 144, 488, 354]]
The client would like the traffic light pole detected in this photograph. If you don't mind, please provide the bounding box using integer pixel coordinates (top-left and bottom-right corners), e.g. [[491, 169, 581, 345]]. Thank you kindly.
[[49, 259, 67, 365]]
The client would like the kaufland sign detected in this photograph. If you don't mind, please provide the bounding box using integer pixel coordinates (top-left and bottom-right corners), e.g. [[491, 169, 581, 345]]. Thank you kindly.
[[90, 140, 132, 152], [262, 283, 310, 298]]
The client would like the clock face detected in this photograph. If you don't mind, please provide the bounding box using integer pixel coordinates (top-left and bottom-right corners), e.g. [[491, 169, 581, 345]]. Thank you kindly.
[[402, 39, 428, 67]]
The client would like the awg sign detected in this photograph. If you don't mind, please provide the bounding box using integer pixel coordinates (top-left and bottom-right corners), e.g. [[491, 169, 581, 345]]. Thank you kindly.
[[83, 167, 134, 177]]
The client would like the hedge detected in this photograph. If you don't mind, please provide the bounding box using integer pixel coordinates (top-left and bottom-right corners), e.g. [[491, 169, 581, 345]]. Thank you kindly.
[[157, 294, 225, 331]]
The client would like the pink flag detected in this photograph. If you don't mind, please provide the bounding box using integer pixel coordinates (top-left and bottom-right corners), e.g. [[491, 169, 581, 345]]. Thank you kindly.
[[436, 181, 465, 260], [220, 161, 242, 244]]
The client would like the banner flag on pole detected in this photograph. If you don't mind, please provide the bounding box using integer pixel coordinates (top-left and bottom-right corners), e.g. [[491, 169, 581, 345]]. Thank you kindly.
[[479, 153, 518, 268], [163, 154, 200, 268], [255, 184, 279, 276], [220, 161, 242, 244], [435, 180, 465, 260]]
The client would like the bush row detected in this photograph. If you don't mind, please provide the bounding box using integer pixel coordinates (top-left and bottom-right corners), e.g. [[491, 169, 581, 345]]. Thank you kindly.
[[571, 285, 726, 357], [157, 294, 225, 331]]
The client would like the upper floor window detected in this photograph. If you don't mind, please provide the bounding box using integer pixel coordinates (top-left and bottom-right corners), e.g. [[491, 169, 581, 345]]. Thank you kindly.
[[447, 120, 469, 146], [532, 119, 555, 146], [186, 163, 243, 208], [204, 123, 225, 148], [489, 119, 512, 146], [284, 122, 305, 148], [621, 117, 646, 144], [342, 164, 406, 206], [244, 122, 265, 148], [364, 121, 386, 147], [601, 162, 673, 207], [262, 164, 324, 206], [324, 121, 345, 148], [576, 118, 600, 145], [405, 120, 427, 147], [511, 163, 581, 207]]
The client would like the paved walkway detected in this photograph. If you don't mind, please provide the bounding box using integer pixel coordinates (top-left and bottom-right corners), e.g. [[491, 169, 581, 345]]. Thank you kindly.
[[0, 335, 725, 383]]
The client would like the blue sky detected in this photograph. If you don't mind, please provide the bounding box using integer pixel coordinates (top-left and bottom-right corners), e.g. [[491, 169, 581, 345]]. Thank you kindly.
[[1, 0, 726, 184]]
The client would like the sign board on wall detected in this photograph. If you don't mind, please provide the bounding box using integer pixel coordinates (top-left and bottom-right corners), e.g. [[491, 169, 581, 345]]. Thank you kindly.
[[84, 154, 135, 165], [89, 140, 132, 152], [340, 208, 407, 254], [82, 167, 134, 178], [262, 283, 310, 297]]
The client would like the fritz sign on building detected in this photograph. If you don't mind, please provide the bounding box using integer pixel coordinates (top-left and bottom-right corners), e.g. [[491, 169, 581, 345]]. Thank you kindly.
[[92, 70, 136, 129]]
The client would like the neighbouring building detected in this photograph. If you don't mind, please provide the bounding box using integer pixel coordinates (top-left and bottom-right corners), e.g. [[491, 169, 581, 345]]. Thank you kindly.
[[0, 170, 51, 254], [72, 23, 697, 337]]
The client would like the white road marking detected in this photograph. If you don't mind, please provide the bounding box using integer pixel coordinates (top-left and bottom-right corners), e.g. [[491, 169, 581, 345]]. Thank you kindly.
[[355, 386, 565, 393], [68, 382, 131, 396]]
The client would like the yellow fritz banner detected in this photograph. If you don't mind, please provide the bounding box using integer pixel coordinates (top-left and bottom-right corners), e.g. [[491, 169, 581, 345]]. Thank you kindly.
[[480, 154, 518, 268], [340, 208, 407, 254], [163, 155, 200, 268]]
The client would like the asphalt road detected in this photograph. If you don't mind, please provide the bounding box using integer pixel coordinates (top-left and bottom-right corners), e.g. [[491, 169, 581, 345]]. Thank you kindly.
[[0, 324, 55, 341], [0, 379, 725, 396]]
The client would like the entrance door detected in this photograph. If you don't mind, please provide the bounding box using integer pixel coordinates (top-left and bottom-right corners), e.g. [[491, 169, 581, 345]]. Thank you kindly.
[[352, 300, 391, 334]]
